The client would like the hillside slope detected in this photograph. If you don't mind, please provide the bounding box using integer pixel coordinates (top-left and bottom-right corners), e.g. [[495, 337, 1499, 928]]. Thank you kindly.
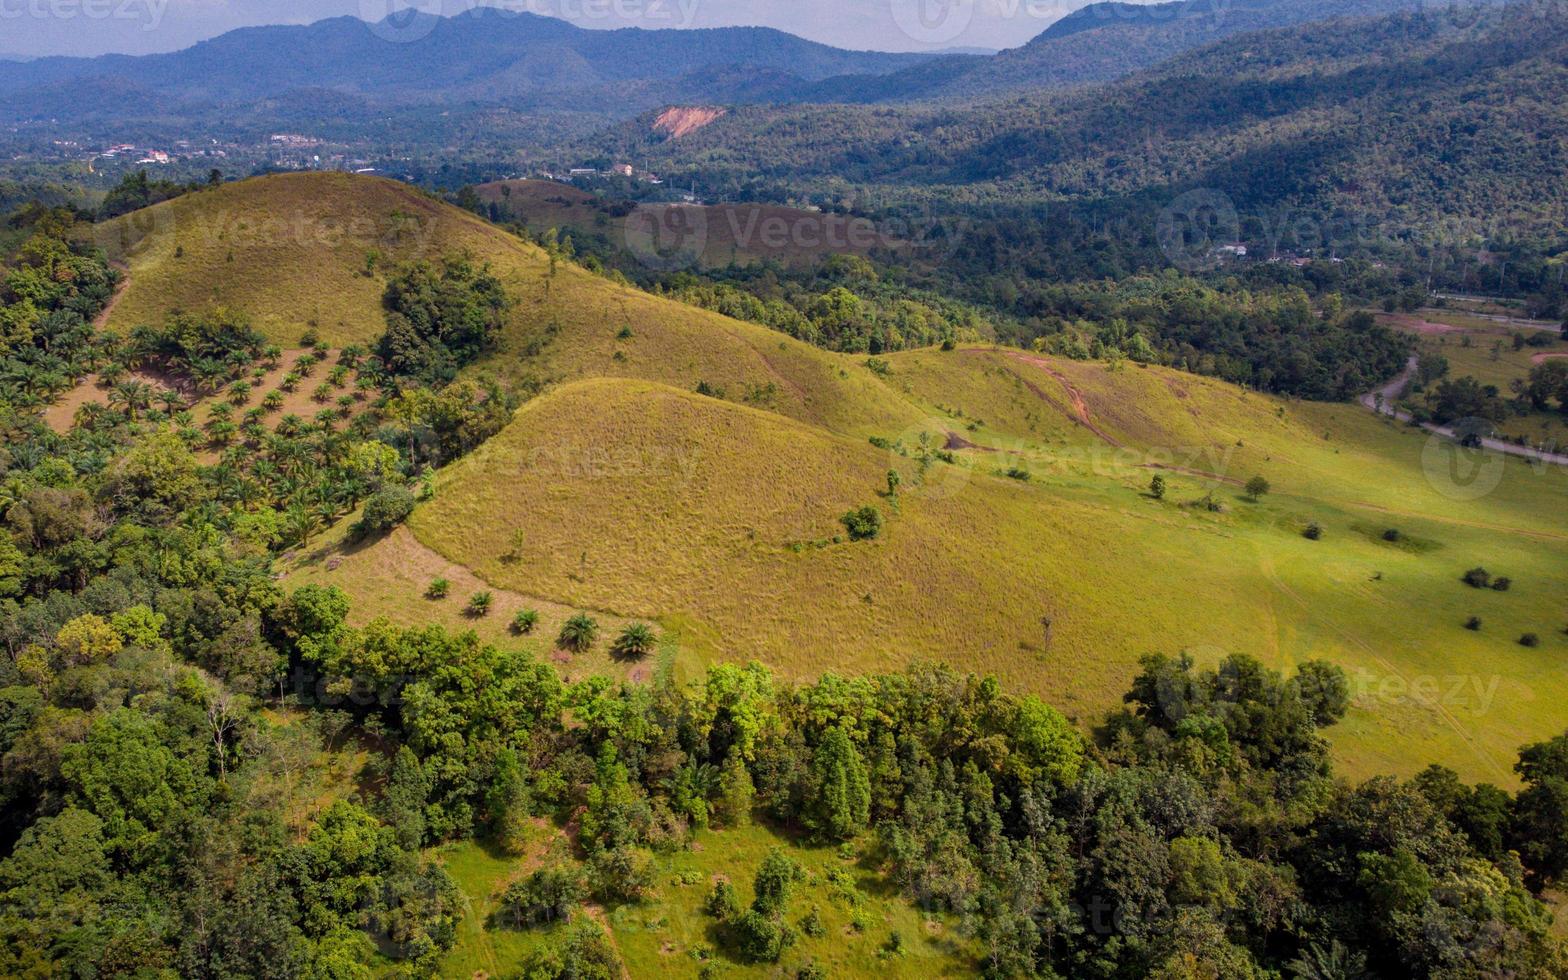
[[126, 174, 1565, 784], [93, 172, 918, 435]]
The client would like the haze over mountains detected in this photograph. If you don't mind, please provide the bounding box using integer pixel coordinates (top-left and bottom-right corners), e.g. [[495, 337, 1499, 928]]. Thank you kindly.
[[0, 0, 1479, 130]]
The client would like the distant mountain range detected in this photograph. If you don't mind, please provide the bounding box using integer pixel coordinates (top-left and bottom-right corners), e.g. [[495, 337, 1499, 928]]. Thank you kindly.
[[570, 4, 1567, 239], [0, 0, 1488, 132], [0, 11, 940, 125], [797, 0, 1483, 102]]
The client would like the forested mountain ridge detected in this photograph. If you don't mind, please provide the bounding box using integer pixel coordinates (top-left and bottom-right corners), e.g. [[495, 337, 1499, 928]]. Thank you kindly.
[[795, 0, 1480, 102], [576, 5, 1568, 237], [0, 11, 943, 124]]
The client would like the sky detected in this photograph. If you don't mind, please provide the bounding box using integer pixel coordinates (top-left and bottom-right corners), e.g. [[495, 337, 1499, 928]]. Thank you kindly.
[[0, 0, 1132, 58]]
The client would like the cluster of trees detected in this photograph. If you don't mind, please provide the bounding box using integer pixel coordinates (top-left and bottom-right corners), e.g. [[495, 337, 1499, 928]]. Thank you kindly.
[[377, 255, 510, 383], [97, 169, 217, 221], [1415, 346, 1568, 435]]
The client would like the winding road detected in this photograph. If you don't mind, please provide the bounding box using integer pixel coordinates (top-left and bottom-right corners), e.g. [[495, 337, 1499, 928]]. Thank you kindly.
[[1359, 356, 1568, 467]]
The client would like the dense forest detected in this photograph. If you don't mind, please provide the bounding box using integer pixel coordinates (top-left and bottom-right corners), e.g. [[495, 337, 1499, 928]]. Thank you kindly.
[[556, 6, 1568, 317], [2, 195, 1568, 979]]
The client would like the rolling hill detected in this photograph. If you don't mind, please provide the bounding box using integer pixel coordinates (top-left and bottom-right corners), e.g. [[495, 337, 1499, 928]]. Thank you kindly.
[[107, 172, 1553, 787]]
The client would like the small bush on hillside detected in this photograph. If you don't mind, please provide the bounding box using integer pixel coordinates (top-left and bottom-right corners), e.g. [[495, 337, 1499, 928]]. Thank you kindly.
[[1383, 528, 1402, 542], [1491, 577, 1512, 592], [706, 880, 741, 920], [1005, 466, 1031, 481], [1520, 633, 1540, 648], [1303, 522, 1323, 540], [558, 613, 599, 652], [1465, 616, 1482, 631], [611, 622, 657, 659], [498, 862, 586, 928], [839, 506, 883, 541], [511, 609, 539, 634], [426, 578, 449, 599], [356, 485, 415, 538], [1150, 474, 1166, 499], [1462, 567, 1492, 589], [467, 591, 493, 616], [799, 906, 825, 938], [1245, 475, 1271, 501]]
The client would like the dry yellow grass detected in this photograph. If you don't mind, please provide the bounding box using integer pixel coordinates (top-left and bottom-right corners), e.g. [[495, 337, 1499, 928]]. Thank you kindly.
[[138, 175, 1567, 783]]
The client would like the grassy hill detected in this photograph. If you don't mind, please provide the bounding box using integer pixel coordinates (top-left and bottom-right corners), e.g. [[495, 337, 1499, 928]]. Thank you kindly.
[[124, 172, 1565, 785]]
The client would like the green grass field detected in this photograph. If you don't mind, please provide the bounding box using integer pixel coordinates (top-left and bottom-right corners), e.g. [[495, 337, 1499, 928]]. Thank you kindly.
[[1391, 309, 1568, 448], [135, 173, 1565, 788], [434, 821, 979, 979]]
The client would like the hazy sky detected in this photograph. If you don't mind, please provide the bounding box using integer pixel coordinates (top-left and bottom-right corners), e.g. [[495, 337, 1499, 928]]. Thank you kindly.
[[0, 0, 1134, 58]]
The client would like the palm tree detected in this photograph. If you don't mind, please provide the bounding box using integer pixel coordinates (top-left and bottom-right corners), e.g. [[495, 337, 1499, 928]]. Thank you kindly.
[[610, 622, 657, 660], [192, 359, 228, 395], [283, 502, 320, 549], [109, 379, 153, 420], [158, 388, 185, 415], [98, 362, 128, 388], [557, 613, 599, 653]]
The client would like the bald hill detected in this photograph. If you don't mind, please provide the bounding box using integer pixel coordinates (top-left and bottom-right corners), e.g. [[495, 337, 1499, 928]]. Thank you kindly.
[[94, 172, 1568, 787]]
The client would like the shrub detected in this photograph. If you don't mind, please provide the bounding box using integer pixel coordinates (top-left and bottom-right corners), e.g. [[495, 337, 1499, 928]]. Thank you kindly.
[[558, 613, 599, 652], [1005, 466, 1031, 481], [511, 609, 539, 634], [356, 485, 415, 538], [1462, 567, 1492, 589], [839, 506, 882, 541], [1464, 616, 1482, 631], [733, 909, 792, 963], [1303, 522, 1323, 540], [497, 862, 586, 928], [705, 880, 741, 921], [1244, 475, 1271, 501], [1491, 577, 1512, 592], [1149, 474, 1166, 499], [799, 906, 825, 938], [426, 578, 449, 599], [611, 622, 657, 659], [1520, 633, 1540, 648], [467, 591, 493, 616], [1383, 528, 1402, 542]]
